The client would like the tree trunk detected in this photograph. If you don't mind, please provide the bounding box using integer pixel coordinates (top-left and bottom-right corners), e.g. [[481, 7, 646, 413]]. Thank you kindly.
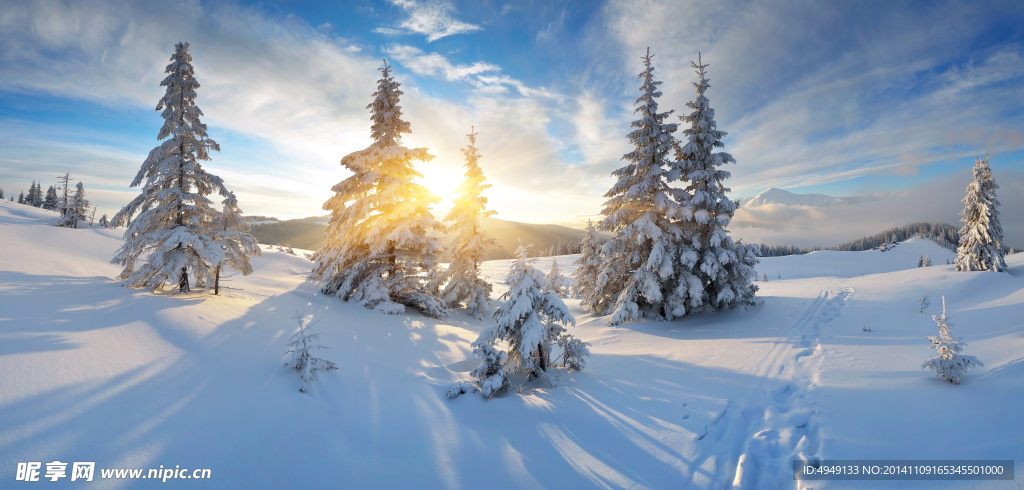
[[214, 265, 220, 295], [537, 341, 547, 374], [179, 267, 190, 293]]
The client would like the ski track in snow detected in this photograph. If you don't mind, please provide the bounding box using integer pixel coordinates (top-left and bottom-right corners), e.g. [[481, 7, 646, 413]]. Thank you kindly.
[[708, 282, 853, 488]]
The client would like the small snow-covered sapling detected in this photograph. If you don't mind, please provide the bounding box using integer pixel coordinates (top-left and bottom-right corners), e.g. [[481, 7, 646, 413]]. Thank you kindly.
[[284, 311, 338, 393], [922, 297, 981, 385]]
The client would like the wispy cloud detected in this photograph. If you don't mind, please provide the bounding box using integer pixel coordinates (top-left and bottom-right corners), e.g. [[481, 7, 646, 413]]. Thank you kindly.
[[375, 0, 482, 42], [386, 45, 498, 81]]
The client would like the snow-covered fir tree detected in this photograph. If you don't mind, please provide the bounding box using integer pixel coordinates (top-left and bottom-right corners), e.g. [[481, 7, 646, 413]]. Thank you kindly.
[[210, 191, 261, 295], [110, 42, 241, 292], [571, 219, 602, 300], [0, 187, 4, 200], [312, 60, 447, 318], [57, 182, 89, 228], [546, 258, 569, 298], [43, 185, 59, 210], [17, 190, 25, 204], [283, 312, 338, 393], [57, 172, 71, 217], [98, 213, 109, 227], [675, 54, 759, 312], [470, 242, 587, 397], [431, 127, 499, 319], [922, 296, 981, 384], [955, 155, 1006, 272], [762, 272, 768, 282], [591, 48, 700, 325], [27, 181, 43, 207]]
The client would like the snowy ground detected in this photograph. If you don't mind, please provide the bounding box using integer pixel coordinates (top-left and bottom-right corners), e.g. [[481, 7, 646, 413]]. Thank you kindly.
[[1, 199, 1022, 489]]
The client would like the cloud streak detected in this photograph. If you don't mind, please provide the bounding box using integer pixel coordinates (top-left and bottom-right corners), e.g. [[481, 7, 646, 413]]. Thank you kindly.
[[375, 0, 482, 42]]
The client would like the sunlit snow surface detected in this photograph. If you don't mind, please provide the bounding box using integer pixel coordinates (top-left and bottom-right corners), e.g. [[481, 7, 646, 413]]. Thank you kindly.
[[1, 200, 1022, 488]]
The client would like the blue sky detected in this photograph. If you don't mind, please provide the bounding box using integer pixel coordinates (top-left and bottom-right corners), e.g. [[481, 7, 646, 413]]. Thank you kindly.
[[1, 0, 1023, 245]]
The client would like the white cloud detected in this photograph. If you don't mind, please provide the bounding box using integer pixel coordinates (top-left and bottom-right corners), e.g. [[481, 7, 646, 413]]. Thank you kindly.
[[376, 0, 482, 42], [386, 45, 498, 81]]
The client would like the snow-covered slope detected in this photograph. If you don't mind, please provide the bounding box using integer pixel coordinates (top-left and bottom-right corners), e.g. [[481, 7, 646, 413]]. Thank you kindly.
[[740, 187, 868, 208], [2, 200, 1022, 488]]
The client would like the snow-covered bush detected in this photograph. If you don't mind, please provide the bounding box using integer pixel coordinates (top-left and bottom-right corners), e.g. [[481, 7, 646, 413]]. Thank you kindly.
[[464, 242, 588, 399], [284, 312, 338, 393], [922, 297, 981, 385], [469, 340, 508, 398]]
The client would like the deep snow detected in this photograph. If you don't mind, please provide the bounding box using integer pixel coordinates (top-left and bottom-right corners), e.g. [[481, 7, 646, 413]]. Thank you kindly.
[[1, 200, 1022, 489]]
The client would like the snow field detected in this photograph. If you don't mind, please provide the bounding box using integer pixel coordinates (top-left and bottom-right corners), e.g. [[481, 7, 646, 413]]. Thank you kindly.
[[1, 201, 1022, 488]]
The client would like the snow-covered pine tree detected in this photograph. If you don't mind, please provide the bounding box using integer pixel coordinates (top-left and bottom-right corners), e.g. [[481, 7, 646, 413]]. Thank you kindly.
[[57, 172, 70, 217], [572, 219, 602, 301], [923, 255, 932, 267], [592, 48, 700, 325], [17, 190, 25, 204], [918, 255, 924, 267], [57, 182, 89, 228], [955, 155, 1006, 272], [546, 258, 568, 298], [111, 42, 231, 292], [431, 127, 499, 319], [471, 242, 585, 397], [99, 214, 109, 227], [762, 272, 768, 282], [27, 181, 43, 207], [0, 187, 4, 200], [43, 185, 58, 210], [675, 54, 759, 312], [283, 311, 338, 393], [922, 296, 981, 384], [210, 191, 261, 295], [312, 60, 447, 318]]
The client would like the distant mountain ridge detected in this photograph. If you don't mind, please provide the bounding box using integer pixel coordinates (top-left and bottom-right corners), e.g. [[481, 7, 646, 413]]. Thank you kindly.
[[249, 216, 589, 260], [739, 187, 869, 208]]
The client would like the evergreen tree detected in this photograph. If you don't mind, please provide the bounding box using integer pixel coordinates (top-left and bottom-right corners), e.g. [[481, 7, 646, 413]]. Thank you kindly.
[[592, 48, 700, 325], [922, 255, 932, 267], [283, 312, 338, 393], [675, 54, 759, 312], [955, 155, 1006, 272], [0, 187, 4, 200], [17, 190, 25, 204], [546, 258, 568, 298], [27, 181, 42, 207], [312, 60, 447, 317], [208, 191, 261, 294], [43, 185, 59, 210], [471, 242, 583, 397], [98, 213, 109, 227], [111, 42, 233, 292], [922, 296, 981, 384], [431, 127, 499, 319], [57, 182, 90, 228], [57, 172, 71, 217], [572, 219, 602, 301]]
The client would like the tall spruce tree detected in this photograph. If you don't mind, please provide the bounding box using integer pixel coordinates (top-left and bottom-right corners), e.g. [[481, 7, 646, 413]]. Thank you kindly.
[[17, 190, 25, 204], [592, 48, 700, 325], [955, 155, 1006, 272], [111, 42, 242, 292], [312, 60, 447, 317], [0, 187, 4, 200], [573, 219, 603, 301], [674, 54, 759, 312], [431, 127, 499, 319]]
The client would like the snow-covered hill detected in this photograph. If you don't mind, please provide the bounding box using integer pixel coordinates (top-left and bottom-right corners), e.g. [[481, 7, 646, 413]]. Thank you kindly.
[[1, 199, 1022, 488], [739, 187, 869, 208]]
